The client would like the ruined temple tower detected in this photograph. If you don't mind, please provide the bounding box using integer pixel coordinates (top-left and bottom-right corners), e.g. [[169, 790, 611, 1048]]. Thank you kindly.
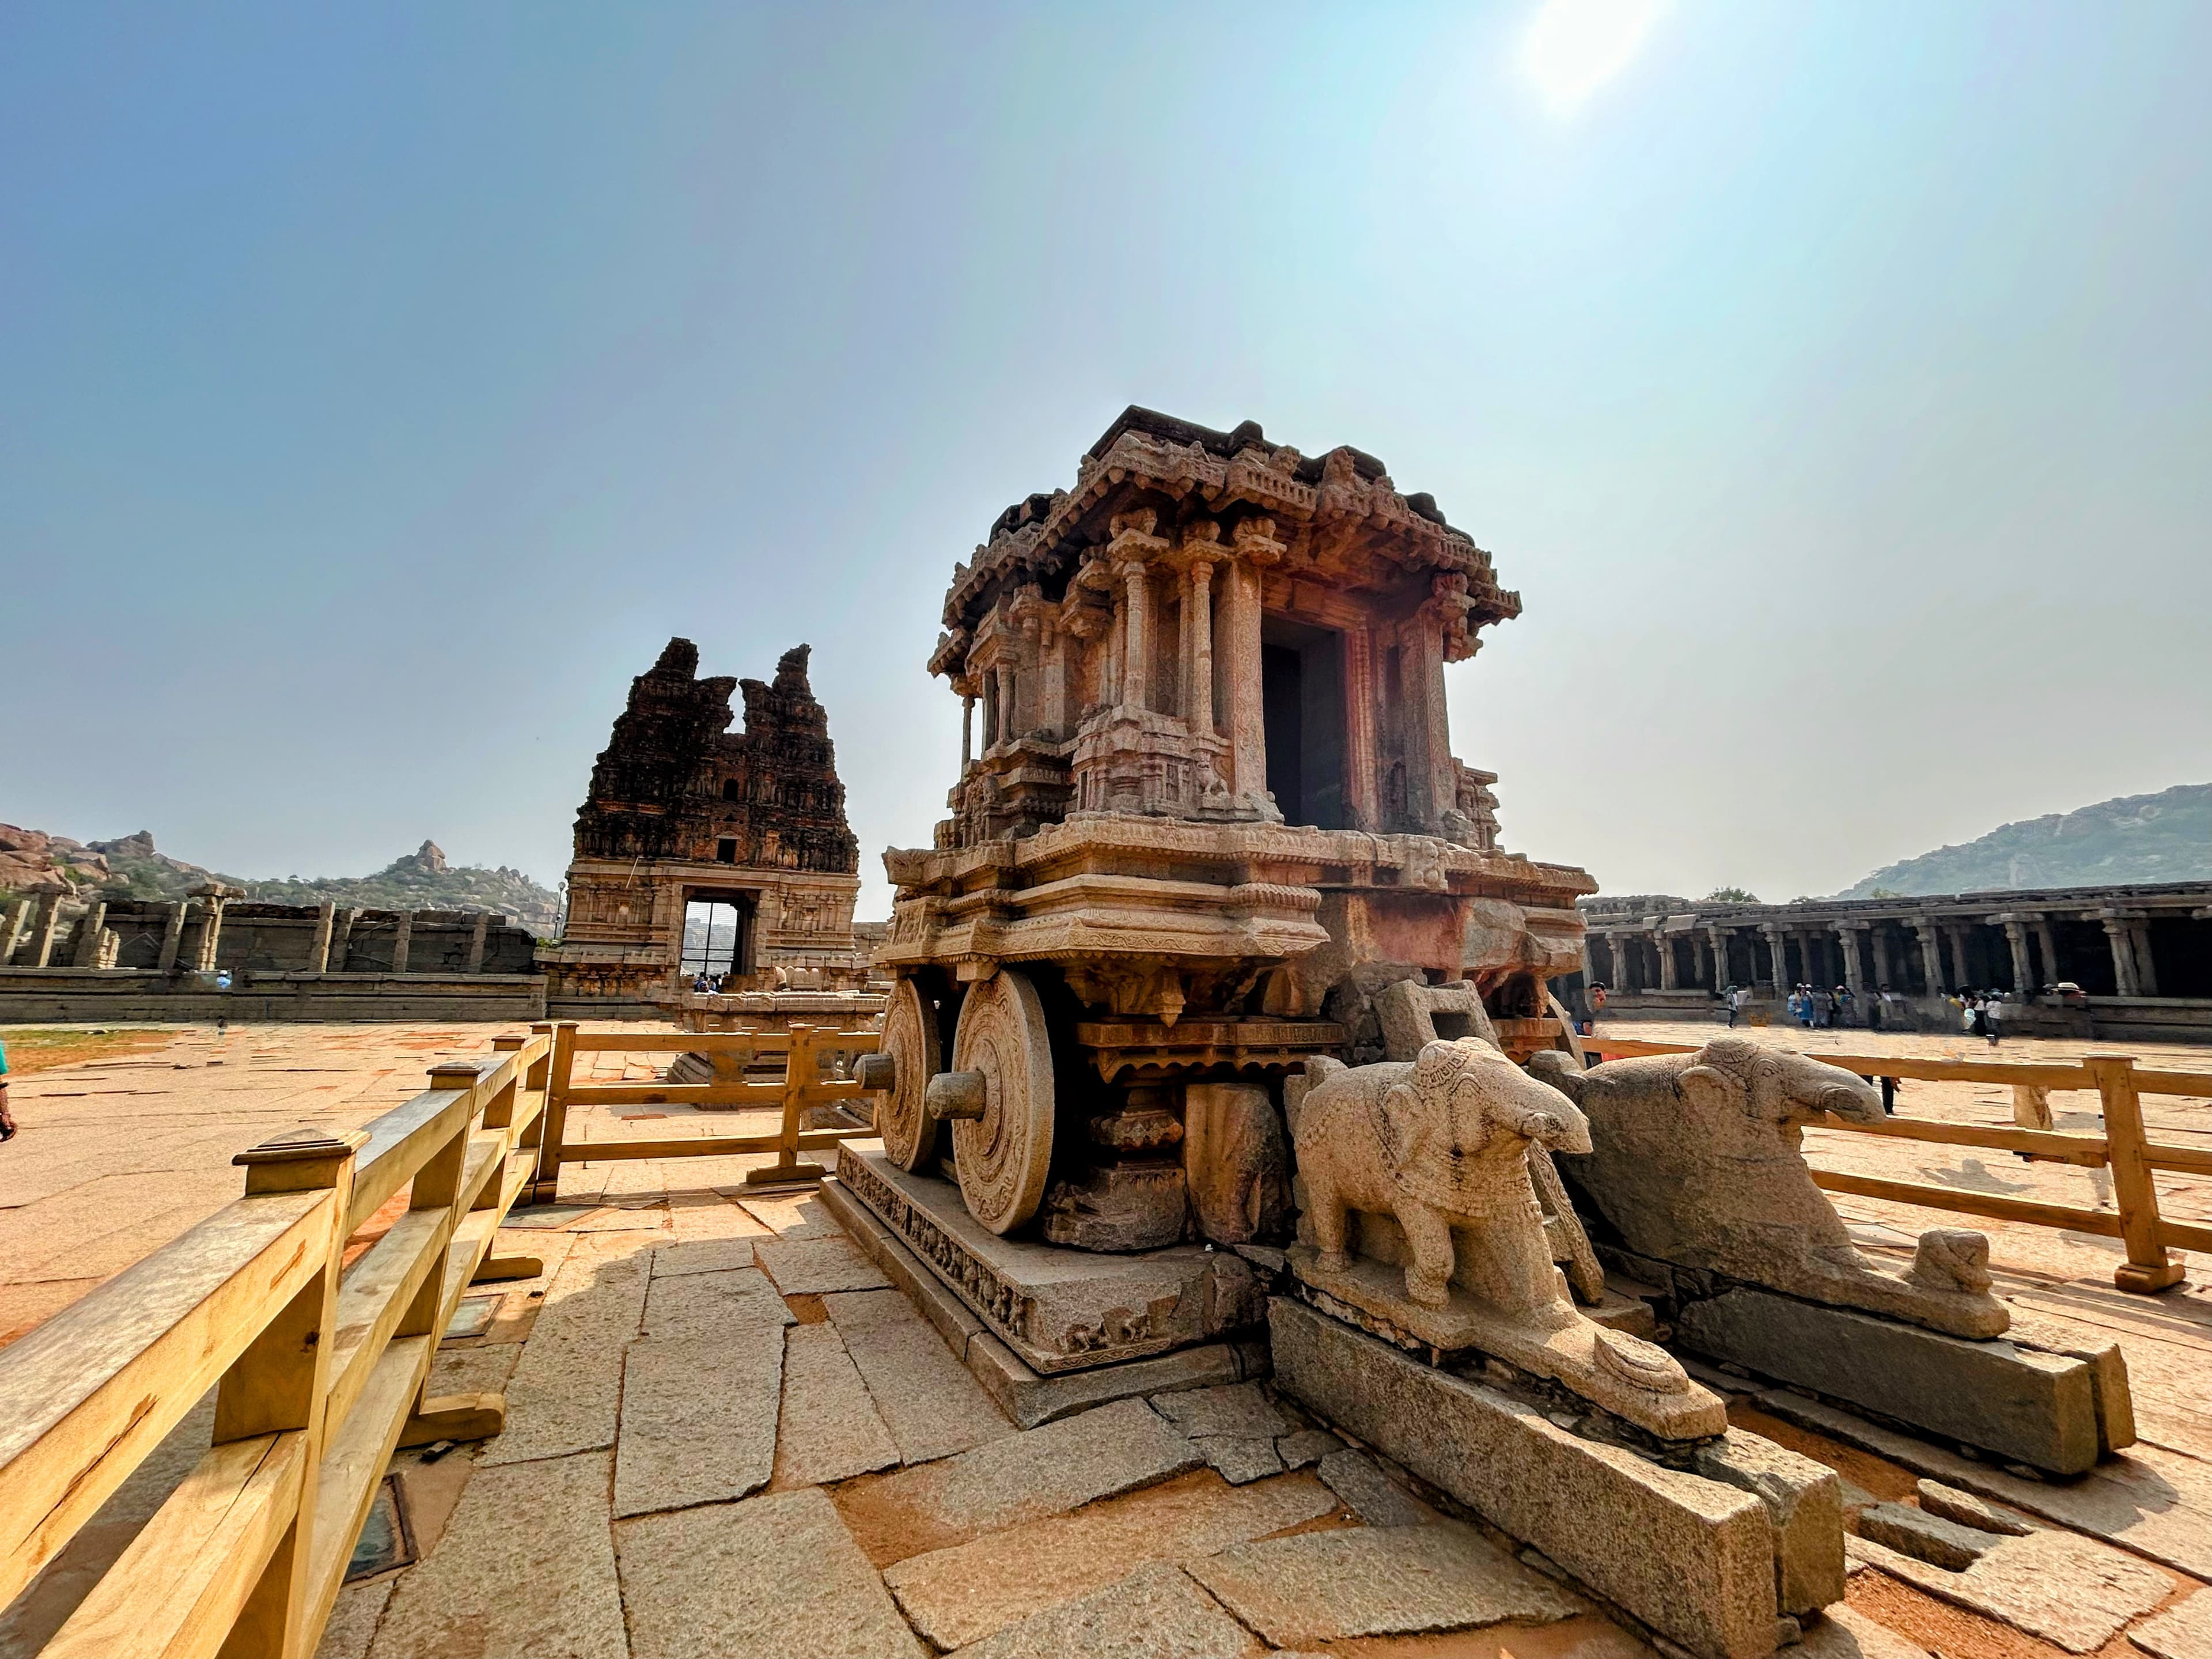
[[540, 638, 865, 1014]]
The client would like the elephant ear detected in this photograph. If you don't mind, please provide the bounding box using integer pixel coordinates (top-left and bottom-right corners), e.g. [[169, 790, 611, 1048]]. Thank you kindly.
[[1372, 1067, 1484, 1213], [1676, 1063, 1743, 1127]]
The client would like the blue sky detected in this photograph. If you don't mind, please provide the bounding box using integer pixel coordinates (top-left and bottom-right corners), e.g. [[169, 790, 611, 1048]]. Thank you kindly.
[[6, 1, 2207, 915]]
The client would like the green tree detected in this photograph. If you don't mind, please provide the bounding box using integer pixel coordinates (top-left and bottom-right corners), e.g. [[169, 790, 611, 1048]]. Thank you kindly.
[[1703, 886, 1759, 904]]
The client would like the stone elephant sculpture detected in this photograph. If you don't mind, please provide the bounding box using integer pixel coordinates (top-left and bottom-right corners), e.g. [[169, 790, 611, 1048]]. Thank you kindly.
[[1295, 1037, 1592, 1313], [1527, 1037, 2009, 1339]]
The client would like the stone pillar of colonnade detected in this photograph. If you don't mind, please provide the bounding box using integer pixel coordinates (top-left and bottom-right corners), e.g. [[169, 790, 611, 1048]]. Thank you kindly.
[[465, 911, 491, 974], [1914, 922, 1943, 994], [2130, 922, 2160, 997], [995, 664, 1017, 744], [1707, 926, 1729, 987], [25, 890, 65, 968], [0, 897, 29, 964], [391, 910, 415, 975], [329, 907, 358, 973], [1184, 556, 1217, 738], [1690, 934, 1710, 990], [1656, 930, 1680, 990], [1762, 926, 1787, 994], [2003, 920, 2034, 995], [2035, 917, 2061, 986], [2102, 920, 2140, 997], [191, 895, 229, 974], [1870, 923, 1895, 990], [70, 901, 109, 968], [1834, 924, 1864, 995], [1224, 520, 1283, 811], [960, 694, 975, 767], [310, 902, 336, 972], [156, 900, 190, 971], [1119, 560, 1150, 714]]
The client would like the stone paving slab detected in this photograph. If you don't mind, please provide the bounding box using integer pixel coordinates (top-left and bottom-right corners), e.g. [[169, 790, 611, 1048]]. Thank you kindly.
[[1316, 1447, 1429, 1526], [742, 1191, 846, 1236], [836, 1396, 1202, 1564], [478, 1243, 649, 1466], [1193, 1434, 1284, 1486], [1186, 1520, 1581, 1649], [614, 1319, 786, 1518], [616, 1486, 923, 1659], [883, 1469, 1338, 1649], [1847, 1527, 2176, 1653], [370, 1450, 628, 1659], [774, 1323, 902, 1489], [949, 1561, 1264, 1659], [1796, 1605, 1933, 1659], [2127, 1590, 2212, 1659], [1150, 1382, 1290, 1441], [826, 1287, 1015, 1465], [755, 1233, 895, 1294], [641, 1262, 793, 1336]]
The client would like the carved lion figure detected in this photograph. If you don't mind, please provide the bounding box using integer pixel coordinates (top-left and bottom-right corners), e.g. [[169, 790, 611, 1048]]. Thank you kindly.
[[1528, 1038, 2009, 1339], [1295, 1037, 1592, 1312]]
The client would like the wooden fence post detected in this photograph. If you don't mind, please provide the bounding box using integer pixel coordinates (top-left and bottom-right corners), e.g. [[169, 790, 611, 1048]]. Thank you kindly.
[[742, 1024, 831, 1189], [2086, 1055, 2187, 1294], [219, 1127, 365, 1659], [529, 1022, 578, 1205]]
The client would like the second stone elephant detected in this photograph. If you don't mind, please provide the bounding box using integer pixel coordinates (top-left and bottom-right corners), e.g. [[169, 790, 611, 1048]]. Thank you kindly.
[[1295, 1036, 1592, 1311], [1529, 1037, 2010, 1339]]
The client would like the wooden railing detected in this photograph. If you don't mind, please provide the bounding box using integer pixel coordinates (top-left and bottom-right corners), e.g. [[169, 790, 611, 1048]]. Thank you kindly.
[[0, 1030, 554, 1659], [1581, 1035, 2212, 1294], [538, 1020, 882, 1190]]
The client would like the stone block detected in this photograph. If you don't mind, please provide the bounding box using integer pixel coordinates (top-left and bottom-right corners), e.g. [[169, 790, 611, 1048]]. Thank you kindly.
[[755, 1233, 894, 1295], [374, 1450, 628, 1659], [1040, 1161, 1189, 1252], [834, 1396, 1202, 1563], [839, 1145, 1263, 1374], [479, 1243, 648, 1467], [1183, 1082, 1291, 1245], [1149, 1381, 1289, 1441], [641, 1263, 793, 1337], [1195, 1435, 1284, 1485], [883, 1470, 1335, 1649], [616, 1486, 923, 1659], [614, 1319, 785, 1517], [1753, 1389, 2212, 1579], [825, 1287, 1014, 1465], [1694, 1430, 1846, 1615], [1795, 1605, 1933, 1659], [1914, 1480, 2029, 1537], [1854, 1501, 2004, 1571], [949, 1561, 1263, 1659], [1675, 1287, 2101, 1475], [965, 1329, 1248, 1431], [1270, 1297, 1779, 1659], [821, 1173, 988, 1359], [2126, 1590, 2212, 1659], [1277, 1427, 1343, 1469], [1184, 1520, 1579, 1649], [774, 1323, 900, 1488], [1846, 1527, 2172, 1653], [1316, 1447, 1428, 1526]]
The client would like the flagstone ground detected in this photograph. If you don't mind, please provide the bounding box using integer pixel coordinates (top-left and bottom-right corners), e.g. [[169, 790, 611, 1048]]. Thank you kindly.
[[1, 1020, 2207, 1659]]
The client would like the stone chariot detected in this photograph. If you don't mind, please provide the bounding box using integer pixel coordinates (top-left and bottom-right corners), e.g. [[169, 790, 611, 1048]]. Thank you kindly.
[[861, 407, 1595, 1255]]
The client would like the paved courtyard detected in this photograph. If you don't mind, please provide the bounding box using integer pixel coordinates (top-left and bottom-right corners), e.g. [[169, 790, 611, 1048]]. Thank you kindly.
[[2, 1020, 2208, 1659]]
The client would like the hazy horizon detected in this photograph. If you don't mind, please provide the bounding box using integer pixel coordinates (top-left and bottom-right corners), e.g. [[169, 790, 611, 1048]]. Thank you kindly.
[[8, 3, 2209, 919]]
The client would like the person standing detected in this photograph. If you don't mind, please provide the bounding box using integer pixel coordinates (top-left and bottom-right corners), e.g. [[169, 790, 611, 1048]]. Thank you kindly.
[[1984, 991, 2004, 1047], [0, 1033, 14, 1142], [1834, 984, 1854, 1028]]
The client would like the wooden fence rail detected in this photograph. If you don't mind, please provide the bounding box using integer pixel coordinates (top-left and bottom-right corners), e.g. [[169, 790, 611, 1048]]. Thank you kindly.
[[0, 1030, 554, 1659], [542, 1020, 881, 1189], [1580, 1034, 2210, 1293]]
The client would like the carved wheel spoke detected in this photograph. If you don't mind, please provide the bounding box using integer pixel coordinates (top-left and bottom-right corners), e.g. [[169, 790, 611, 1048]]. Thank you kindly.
[[878, 977, 942, 1172], [950, 967, 1056, 1234]]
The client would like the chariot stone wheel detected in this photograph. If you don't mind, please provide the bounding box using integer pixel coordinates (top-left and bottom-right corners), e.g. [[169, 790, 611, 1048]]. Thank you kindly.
[[876, 976, 942, 1172], [949, 966, 1056, 1234]]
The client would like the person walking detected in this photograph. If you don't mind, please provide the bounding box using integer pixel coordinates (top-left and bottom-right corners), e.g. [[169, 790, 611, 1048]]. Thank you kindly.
[[1834, 984, 1854, 1028], [1984, 991, 2005, 1047], [1812, 986, 1834, 1029], [0, 1033, 14, 1142], [1725, 984, 1745, 1028]]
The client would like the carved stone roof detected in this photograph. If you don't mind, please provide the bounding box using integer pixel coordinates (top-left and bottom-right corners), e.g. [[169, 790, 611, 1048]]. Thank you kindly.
[[935, 404, 1520, 647]]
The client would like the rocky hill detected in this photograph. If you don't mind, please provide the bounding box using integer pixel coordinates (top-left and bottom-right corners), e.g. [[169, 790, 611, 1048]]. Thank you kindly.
[[1836, 783, 2211, 899], [0, 827, 563, 935]]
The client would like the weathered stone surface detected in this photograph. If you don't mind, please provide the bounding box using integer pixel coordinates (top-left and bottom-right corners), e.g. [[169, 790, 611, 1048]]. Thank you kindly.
[[316, 1580, 392, 1659], [1854, 1501, 2003, 1570], [1150, 1382, 1289, 1440], [774, 1323, 900, 1488], [827, 1287, 1014, 1464], [1317, 1447, 1428, 1526], [1764, 1389, 2212, 1579], [642, 1263, 793, 1337], [373, 1451, 628, 1659], [755, 1233, 894, 1296], [616, 1486, 922, 1659], [882, 1470, 1335, 1649], [1194, 1435, 1284, 1485], [836, 1397, 1201, 1562], [1678, 1289, 2099, 1474], [1186, 1520, 1579, 1648], [1913, 1480, 2030, 1536], [1796, 1605, 1933, 1659], [614, 1318, 785, 1517], [743, 1191, 846, 1237], [839, 1146, 1265, 1374], [479, 1243, 648, 1466], [950, 1561, 1262, 1659], [2127, 1590, 2212, 1659], [1538, 1040, 2008, 1339], [965, 1328, 1249, 1431], [2004, 1308, 2137, 1453], [1040, 1161, 1190, 1252], [1694, 1430, 1846, 1615], [1277, 1427, 1343, 1469], [1183, 1082, 1291, 1245], [1847, 1529, 2173, 1653], [1271, 1297, 1778, 1659]]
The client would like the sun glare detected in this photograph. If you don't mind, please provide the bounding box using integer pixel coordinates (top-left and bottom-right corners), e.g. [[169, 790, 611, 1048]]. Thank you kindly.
[[1520, 0, 1667, 116]]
